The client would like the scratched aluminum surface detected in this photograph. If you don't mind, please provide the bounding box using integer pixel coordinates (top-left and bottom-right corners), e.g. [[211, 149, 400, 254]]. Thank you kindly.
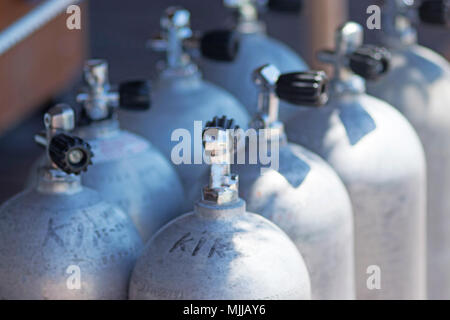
[[129, 199, 311, 300], [0, 186, 142, 299], [234, 141, 355, 300], [285, 93, 427, 299], [200, 32, 307, 123], [29, 122, 186, 242], [367, 44, 450, 299], [120, 71, 250, 199]]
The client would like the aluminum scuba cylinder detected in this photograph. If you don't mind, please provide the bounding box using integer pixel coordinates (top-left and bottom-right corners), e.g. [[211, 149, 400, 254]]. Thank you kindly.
[[129, 116, 311, 300], [28, 60, 186, 242], [200, 0, 308, 122], [285, 22, 427, 300], [365, 0, 450, 299], [232, 64, 355, 299], [0, 105, 142, 299], [120, 7, 250, 198]]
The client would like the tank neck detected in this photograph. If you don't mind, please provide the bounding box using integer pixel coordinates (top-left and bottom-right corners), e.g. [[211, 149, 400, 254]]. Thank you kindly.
[[196, 197, 246, 217], [329, 73, 366, 98], [77, 117, 120, 140], [158, 61, 201, 82], [235, 20, 266, 34], [230, 0, 267, 35], [36, 166, 82, 195], [380, 0, 417, 49]]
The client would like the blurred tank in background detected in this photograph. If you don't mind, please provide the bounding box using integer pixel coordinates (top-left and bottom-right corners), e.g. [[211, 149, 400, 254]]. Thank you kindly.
[[119, 7, 249, 204], [286, 22, 427, 299], [200, 0, 308, 122], [365, 0, 450, 300]]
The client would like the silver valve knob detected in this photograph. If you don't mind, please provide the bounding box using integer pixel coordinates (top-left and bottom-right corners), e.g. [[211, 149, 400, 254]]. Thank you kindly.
[[77, 59, 151, 122], [202, 116, 240, 205], [149, 7, 192, 69], [252, 64, 281, 128], [224, 0, 262, 19], [318, 22, 390, 81], [35, 104, 93, 175], [224, 0, 267, 33], [381, 0, 419, 44]]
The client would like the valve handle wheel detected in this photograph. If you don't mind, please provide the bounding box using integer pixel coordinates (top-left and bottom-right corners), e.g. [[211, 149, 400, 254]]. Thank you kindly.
[[348, 45, 391, 81], [48, 134, 93, 175], [276, 71, 329, 106], [200, 30, 241, 62], [119, 80, 152, 111], [419, 0, 450, 26]]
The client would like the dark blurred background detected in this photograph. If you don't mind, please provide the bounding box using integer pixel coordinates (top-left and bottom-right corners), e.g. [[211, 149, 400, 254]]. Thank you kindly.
[[0, 0, 448, 202]]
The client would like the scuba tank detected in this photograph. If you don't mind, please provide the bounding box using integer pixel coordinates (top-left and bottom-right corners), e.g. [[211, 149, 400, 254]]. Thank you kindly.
[[365, 0, 450, 299], [200, 0, 308, 122], [120, 6, 249, 195], [129, 116, 311, 300], [29, 59, 185, 242], [285, 22, 427, 300], [233, 64, 355, 299], [0, 105, 142, 299]]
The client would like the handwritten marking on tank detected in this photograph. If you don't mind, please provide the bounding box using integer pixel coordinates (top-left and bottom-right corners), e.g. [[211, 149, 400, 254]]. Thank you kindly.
[[208, 238, 232, 258], [42, 219, 65, 249], [192, 235, 208, 256], [169, 232, 194, 253], [170, 233, 233, 258]]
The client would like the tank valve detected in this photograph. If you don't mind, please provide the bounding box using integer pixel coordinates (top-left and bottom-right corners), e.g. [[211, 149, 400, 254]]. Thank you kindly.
[[202, 116, 240, 205], [77, 59, 151, 122], [349, 45, 391, 80], [318, 22, 391, 85], [150, 6, 241, 69], [251, 64, 328, 129], [419, 0, 450, 26], [35, 104, 93, 175]]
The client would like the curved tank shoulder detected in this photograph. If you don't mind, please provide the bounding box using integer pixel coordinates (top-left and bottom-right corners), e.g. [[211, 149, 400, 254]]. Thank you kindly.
[[366, 43, 450, 299], [367, 44, 450, 124], [0, 187, 142, 299], [237, 142, 353, 233], [286, 93, 426, 182], [121, 73, 249, 193], [129, 200, 311, 300], [28, 126, 186, 242], [200, 32, 307, 122], [234, 141, 355, 299]]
